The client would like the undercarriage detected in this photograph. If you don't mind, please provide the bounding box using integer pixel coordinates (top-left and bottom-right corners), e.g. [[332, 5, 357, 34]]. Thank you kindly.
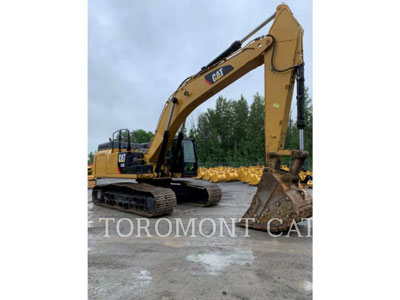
[[92, 179, 221, 217]]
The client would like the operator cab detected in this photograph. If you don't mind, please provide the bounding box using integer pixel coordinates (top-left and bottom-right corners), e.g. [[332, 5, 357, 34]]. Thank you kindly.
[[167, 137, 198, 177]]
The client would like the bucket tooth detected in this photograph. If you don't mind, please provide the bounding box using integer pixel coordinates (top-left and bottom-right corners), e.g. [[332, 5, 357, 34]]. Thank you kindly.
[[237, 167, 312, 232]]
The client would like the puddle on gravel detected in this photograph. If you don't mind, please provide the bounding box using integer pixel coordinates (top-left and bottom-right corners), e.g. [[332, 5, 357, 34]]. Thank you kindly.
[[185, 249, 254, 275], [163, 239, 186, 248], [147, 237, 186, 248], [132, 270, 152, 290], [301, 280, 312, 293]]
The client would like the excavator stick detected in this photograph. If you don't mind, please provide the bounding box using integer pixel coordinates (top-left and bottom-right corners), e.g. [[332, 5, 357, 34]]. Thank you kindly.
[[238, 151, 312, 232], [237, 6, 313, 232]]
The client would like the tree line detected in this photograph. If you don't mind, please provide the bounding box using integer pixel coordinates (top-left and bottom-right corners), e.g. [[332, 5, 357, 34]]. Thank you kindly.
[[89, 90, 312, 169], [188, 88, 312, 169]]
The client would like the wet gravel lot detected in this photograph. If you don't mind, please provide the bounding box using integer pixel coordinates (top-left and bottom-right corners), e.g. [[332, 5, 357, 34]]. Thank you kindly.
[[88, 179, 312, 300]]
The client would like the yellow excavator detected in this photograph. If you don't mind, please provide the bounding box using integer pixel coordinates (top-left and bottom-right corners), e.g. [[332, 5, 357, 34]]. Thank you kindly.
[[90, 4, 312, 232]]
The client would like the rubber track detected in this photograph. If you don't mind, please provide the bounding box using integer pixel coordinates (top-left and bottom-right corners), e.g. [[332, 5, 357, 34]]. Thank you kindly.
[[92, 182, 176, 217], [184, 180, 222, 206]]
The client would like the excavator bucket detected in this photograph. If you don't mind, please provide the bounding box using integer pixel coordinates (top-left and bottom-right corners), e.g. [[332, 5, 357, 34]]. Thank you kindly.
[[238, 151, 312, 232]]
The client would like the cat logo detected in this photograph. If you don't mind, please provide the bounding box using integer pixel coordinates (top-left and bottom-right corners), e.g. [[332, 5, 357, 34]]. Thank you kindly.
[[205, 65, 234, 85], [212, 69, 223, 82], [118, 153, 126, 163]]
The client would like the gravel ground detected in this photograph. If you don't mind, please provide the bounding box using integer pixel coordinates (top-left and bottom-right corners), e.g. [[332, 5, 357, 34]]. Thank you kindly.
[[88, 179, 312, 300]]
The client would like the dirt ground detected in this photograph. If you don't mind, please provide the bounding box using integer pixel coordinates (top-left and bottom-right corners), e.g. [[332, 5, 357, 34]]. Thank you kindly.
[[88, 179, 312, 300]]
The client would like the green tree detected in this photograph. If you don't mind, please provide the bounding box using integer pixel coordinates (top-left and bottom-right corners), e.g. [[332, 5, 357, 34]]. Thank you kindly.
[[246, 93, 265, 164], [188, 123, 196, 139], [231, 95, 249, 163], [116, 129, 154, 144], [194, 96, 234, 164], [185, 89, 312, 168], [88, 152, 94, 163], [131, 129, 154, 143]]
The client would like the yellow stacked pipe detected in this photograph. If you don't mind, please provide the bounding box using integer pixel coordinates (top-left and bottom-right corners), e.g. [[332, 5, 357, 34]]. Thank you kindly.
[[202, 168, 215, 181], [210, 168, 227, 183], [195, 165, 312, 188], [238, 167, 249, 182], [226, 168, 239, 182], [195, 167, 207, 179]]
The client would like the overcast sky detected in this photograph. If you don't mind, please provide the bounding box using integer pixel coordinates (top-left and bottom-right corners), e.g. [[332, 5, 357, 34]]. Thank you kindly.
[[88, 0, 312, 152]]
